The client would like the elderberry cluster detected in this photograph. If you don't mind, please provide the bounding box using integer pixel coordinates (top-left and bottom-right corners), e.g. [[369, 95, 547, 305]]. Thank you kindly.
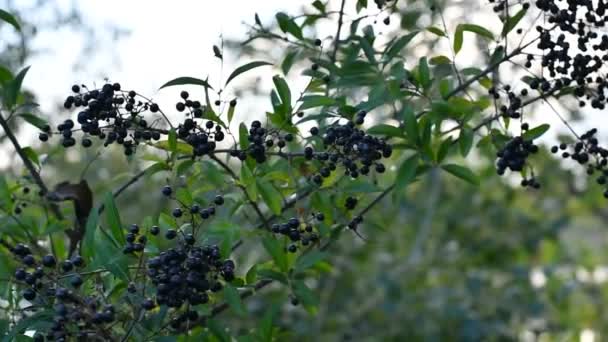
[[270, 215, 322, 252], [145, 244, 234, 318], [309, 115, 392, 185], [495, 130, 540, 182], [551, 128, 608, 197], [492, 0, 608, 110], [10, 244, 120, 340]]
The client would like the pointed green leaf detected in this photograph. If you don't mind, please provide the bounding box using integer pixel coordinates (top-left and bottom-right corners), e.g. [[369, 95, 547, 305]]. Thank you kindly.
[[385, 31, 419, 59], [396, 154, 419, 191], [441, 164, 479, 185], [257, 180, 282, 215], [104, 192, 125, 244], [262, 237, 288, 272], [502, 8, 527, 37], [159, 76, 213, 90], [225, 61, 273, 87], [224, 284, 247, 317], [522, 124, 550, 141], [0, 9, 20, 32]]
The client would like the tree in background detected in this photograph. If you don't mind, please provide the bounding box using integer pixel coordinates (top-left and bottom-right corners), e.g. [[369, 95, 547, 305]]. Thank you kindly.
[[1, 0, 608, 340]]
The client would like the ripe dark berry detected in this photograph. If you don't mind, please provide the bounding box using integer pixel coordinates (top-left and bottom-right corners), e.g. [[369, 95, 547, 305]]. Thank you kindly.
[[310, 127, 319, 135], [143, 298, 155, 310], [176, 102, 186, 112], [22, 254, 35, 266], [71, 255, 84, 267], [82, 138, 92, 147], [214, 195, 224, 205], [22, 288, 36, 301], [172, 208, 183, 218], [150, 103, 159, 112], [150, 225, 160, 235], [42, 255, 56, 267], [288, 244, 297, 253], [165, 229, 177, 240], [180, 91, 189, 100], [161, 185, 172, 197], [314, 38, 322, 46], [61, 260, 74, 272], [71, 84, 80, 93], [129, 224, 139, 234], [38, 133, 48, 142], [70, 275, 83, 288]]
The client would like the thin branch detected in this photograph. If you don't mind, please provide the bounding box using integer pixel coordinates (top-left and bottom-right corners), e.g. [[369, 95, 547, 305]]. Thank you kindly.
[[330, 0, 347, 63], [209, 154, 271, 230]]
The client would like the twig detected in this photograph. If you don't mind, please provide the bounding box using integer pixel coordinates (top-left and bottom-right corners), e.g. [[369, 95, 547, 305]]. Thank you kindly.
[[330, 0, 347, 63]]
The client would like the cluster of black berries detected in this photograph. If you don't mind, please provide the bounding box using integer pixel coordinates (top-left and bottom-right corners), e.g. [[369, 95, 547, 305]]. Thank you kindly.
[[161, 185, 223, 221], [122, 223, 148, 254], [10, 244, 118, 340], [145, 243, 234, 326], [495, 133, 540, 178], [230, 119, 274, 163], [45, 82, 167, 155], [495, 0, 608, 110], [175, 91, 228, 157], [307, 116, 391, 185], [488, 85, 527, 119], [344, 196, 358, 210], [270, 215, 322, 252], [551, 128, 608, 197]]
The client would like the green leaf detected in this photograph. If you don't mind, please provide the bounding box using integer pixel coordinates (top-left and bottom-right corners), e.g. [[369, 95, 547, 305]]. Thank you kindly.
[[418, 57, 430, 89], [522, 124, 550, 141], [225, 61, 273, 87], [245, 264, 257, 284], [168, 129, 177, 152], [356, 0, 368, 12], [262, 237, 288, 272], [152, 140, 193, 155], [385, 31, 419, 59], [441, 164, 479, 186], [224, 284, 247, 317], [82, 205, 99, 262], [367, 124, 403, 138], [454, 24, 494, 54], [454, 25, 464, 54], [292, 280, 319, 312], [430, 55, 451, 65], [396, 154, 419, 191], [3, 66, 30, 109], [159, 76, 213, 90], [502, 8, 527, 37], [276, 12, 303, 39], [240, 164, 257, 199], [272, 75, 292, 113], [459, 24, 494, 40], [459, 127, 474, 157], [227, 101, 236, 124], [426, 26, 446, 37], [401, 106, 418, 144], [0, 9, 21, 32], [18, 113, 47, 131], [239, 123, 249, 150], [295, 251, 328, 273], [104, 192, 125, 244], [299, 95, 335, 110], [257, 180, 282, 215], [21, 147, 39, 168], [282, 49, 299, 75]]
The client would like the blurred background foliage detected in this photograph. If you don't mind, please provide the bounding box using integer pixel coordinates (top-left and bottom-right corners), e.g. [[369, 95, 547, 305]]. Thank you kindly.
[[1, 0, 608, 341]]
